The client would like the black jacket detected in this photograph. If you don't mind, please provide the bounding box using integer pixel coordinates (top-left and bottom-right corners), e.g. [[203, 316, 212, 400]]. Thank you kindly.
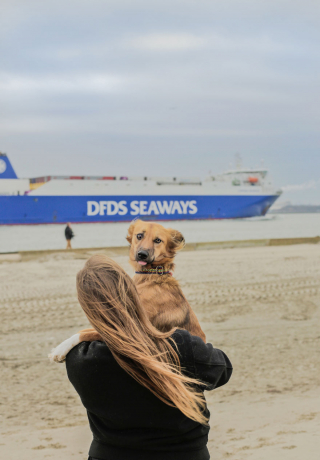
[[66, 329, 232, 460], [65, 226, 74, 240]]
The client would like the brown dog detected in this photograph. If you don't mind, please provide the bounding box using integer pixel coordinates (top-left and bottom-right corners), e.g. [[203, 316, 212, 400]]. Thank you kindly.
[[126, 220, 205, 339], [49, 220, 205, 362]]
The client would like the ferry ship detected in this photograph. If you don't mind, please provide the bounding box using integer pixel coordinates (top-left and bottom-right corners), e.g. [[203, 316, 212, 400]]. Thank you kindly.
[[0, 153, 282, 224]]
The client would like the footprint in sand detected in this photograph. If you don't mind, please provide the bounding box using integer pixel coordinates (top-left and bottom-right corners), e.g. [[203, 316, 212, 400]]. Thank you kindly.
[[299, 412, 318, 421], [32, 443, 66, 450], [48, 443, 66, 449]]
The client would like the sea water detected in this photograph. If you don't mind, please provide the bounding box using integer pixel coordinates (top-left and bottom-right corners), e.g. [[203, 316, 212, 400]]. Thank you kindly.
[[0, 214, 319, 253]]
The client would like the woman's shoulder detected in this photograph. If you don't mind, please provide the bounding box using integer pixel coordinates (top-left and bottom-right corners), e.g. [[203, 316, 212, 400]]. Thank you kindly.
[[66, 341, 117, 393], [66, 340, 112, 371], [172, 329, 232, 365], [173, 330, 233, 390]]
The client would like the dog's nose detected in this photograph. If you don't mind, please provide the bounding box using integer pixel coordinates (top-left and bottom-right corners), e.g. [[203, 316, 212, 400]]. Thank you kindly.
[[137, 250, 149, 260]]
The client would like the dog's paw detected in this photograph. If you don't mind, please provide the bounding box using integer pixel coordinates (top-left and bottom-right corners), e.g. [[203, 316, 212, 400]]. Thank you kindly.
[[48, 334, 80, 363]]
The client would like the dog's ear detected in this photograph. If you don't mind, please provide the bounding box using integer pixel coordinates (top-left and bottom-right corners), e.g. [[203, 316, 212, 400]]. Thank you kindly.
[[126, 222, 136, 245], [168, 229, 185, 252]]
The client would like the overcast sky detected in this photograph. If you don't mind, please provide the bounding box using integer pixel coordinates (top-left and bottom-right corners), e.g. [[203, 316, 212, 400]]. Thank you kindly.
[[1, 0, 319, 203]]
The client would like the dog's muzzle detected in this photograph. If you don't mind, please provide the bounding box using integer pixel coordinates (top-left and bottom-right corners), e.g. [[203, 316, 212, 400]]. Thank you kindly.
[[136, 249, 154, 265], [137, 249, 149, 261]]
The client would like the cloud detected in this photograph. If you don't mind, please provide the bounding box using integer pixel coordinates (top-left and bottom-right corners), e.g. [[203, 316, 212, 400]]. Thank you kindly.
[[126, 31, 299, 56], [129, 33, 207, 51], [0, 73, 126, 94]]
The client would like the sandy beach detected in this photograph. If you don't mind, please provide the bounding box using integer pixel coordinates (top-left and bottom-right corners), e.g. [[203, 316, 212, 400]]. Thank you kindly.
[[1, 243, 319, 459]]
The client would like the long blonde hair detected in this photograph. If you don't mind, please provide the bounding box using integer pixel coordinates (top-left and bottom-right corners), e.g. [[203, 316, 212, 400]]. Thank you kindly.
[[76, 254, 208, 425]]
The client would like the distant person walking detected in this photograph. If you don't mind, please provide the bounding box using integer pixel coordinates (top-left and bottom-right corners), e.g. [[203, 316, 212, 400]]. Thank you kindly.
[[65, 223, 74, 249]]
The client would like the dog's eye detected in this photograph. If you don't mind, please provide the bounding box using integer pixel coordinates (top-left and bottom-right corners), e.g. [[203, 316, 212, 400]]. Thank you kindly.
[[136, 233, 143, 240], [154, 238, 162, 244]]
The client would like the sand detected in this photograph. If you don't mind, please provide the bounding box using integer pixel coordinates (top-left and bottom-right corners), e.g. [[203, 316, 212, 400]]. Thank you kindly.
[[1, 243, 320, 459]]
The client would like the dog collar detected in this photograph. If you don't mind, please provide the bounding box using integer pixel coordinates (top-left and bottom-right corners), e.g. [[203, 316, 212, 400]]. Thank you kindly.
[[135, 266, 172, 276]]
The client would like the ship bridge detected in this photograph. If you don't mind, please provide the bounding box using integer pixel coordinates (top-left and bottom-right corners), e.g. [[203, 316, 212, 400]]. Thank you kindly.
[[208, 169, 272, 187]]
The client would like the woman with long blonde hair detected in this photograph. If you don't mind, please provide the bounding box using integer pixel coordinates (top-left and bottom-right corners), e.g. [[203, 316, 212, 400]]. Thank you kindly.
[[66, 255, 232, 460]]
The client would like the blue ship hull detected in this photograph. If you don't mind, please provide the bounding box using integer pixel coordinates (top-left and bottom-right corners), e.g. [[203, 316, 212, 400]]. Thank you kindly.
[[0, 194, 279, 224]]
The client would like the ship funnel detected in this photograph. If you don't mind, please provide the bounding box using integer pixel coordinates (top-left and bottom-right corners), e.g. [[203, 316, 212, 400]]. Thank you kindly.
[[0, 153, 18, 179]]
